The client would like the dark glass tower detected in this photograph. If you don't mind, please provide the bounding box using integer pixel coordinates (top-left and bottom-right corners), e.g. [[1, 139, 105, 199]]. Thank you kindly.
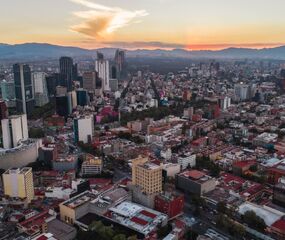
[[59, 57, 73, 92], [13, 63, 35, 115]]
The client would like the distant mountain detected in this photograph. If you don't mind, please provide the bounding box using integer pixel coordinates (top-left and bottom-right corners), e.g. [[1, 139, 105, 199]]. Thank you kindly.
[[0, 43, 285, 60]]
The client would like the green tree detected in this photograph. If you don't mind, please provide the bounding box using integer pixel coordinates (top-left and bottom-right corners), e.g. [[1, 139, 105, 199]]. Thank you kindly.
[[217, 201, 227, 214], [242, 211, 266, 232], [127, 236, 137, 240], [113, 234, 127, 240], [29, 128, 45, 138]]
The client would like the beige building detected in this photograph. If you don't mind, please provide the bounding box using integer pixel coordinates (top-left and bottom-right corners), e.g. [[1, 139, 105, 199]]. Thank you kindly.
[[3, 167, 34, 203], [131, 156, 162, 194], [81, 154, 103, 175]]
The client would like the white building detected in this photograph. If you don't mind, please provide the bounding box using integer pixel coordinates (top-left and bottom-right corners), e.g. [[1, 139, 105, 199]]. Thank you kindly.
[[95, 59, 110, 91], [32, 72, 49, 107], [177, 153, 196, 170], [234, 83, 250, 101], [1, 114, 28, 149], [163, 163, 180, 177], [73, 115, 94, 144], [219, 96, 231, 110]]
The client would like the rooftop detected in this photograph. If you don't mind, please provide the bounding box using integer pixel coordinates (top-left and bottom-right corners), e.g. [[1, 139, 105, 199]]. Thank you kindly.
[[62, 191, 97, 209], [105, 201, 168, 236]]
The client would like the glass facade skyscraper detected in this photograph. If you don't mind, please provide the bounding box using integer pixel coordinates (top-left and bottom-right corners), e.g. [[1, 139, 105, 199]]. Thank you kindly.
[[13, 64, 35, 116]]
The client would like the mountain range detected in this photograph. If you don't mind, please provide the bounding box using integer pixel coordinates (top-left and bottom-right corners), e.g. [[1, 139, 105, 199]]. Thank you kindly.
[[1, 43, 285, 60]]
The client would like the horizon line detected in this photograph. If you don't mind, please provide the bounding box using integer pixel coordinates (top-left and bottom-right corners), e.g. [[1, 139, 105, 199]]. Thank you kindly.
[[1, 41, 285, 51]]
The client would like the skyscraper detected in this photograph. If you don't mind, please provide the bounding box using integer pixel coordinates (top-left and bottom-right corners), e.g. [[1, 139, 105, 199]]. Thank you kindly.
[[74, 115, 94, 144], [1, 114, 28, 149], [95, 52, 110, 91], [32, 72, 49, 107], [59, 57, 74, 92], [1, 80, 15, 101], [3, 167, 34, 203], [13, 64, 34, 115], [114, 49, 126, 77], [83, 71, 98, 92]]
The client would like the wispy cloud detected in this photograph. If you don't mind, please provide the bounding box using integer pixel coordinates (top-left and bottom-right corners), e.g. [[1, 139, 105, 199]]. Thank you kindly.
[[69, 0, 148, 39], [103, 41, 186, 49]]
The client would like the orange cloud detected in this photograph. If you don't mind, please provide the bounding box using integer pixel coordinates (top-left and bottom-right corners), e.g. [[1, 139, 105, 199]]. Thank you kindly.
[[70, 0, 148, 39]]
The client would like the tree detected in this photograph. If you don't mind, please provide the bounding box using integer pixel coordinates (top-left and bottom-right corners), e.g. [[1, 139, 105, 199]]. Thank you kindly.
[[29, 128, 45, 138], [127, 236, 137, 240], [113, 234, 127, 240], [217, 201, 227, 214], [157, 224, 172, 238], [242, 211, 266, 232]]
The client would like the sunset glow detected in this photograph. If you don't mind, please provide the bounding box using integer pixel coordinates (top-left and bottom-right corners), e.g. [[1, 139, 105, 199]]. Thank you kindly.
[[1, 0, 285, 50]]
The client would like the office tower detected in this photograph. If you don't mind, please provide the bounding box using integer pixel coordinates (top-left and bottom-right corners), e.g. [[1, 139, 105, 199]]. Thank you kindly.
[[1, 114, 28, 149], [68, 91, 77, 111], [83, 71, 98, 92], [13, 64, 35, 115], [109, 79, 118, 92], [234, 83, 250, 101], [46, 73, 60, 97], [281, 69, 285, 78], [111, 65, 117, 79], [132, 156, 162, 194], [3, 167, 34, 203], [56, 95, 69, 117], [114, 49, 126, 78], [0, 100, 8, 120], [32, 72, 49, 107], [1, 80, 15, 101], [218, 96, 231, 110], [73, 115, 94, 143], [95, 52, 110, 91], [73, 63, 78, 81], [76, 89, 89, 107], [59, 57, 73, 92]]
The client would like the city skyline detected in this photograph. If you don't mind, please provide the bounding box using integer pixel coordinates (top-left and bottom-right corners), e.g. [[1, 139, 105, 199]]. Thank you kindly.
[[1, 0, 285, 50]]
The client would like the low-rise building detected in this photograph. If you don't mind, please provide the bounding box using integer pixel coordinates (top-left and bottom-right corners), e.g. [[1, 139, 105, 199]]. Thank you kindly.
[[81, 154, 103, 176], [155, 192, 184, 219], [104, 201, 168, 238], [175, 170, 216, 196], [177, 153, 196, 170]]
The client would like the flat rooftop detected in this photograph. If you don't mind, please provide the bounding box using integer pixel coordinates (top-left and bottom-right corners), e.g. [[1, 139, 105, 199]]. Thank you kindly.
[[179, 170, 212, 183], [62, 191, 97, 209], [105, 201, 168, 236]]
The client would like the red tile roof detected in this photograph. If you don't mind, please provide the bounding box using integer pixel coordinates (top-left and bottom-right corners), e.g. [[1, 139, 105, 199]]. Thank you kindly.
[[140, 210, 157, 219], [233, 160, 256, 168], [131, 216, 148, 226], [182, 170, 205, 180], [271, 219, 285, 231]]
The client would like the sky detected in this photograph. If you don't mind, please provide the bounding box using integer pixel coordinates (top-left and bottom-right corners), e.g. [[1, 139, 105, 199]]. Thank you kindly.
[[1, 0, 285, 50]]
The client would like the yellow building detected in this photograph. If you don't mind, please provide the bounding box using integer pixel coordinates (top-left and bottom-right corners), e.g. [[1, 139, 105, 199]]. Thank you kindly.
[[132, 156, 162, 194], [3, 167, 34, 203], [81, 154, 102, 175]]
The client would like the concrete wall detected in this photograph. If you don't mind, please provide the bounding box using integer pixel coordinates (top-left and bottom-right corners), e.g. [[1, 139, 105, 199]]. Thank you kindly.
[[0, 140, 41, 169]]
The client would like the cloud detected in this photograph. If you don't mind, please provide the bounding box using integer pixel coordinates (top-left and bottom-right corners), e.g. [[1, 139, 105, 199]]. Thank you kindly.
[[187, 42, 285, 50], [103, 41, 186, 49], [69, 0, 148, 39]]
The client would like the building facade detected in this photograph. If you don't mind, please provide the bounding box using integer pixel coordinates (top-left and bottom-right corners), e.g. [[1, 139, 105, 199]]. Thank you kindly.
[[73, 115, 94, 144], [1, 114, 28, 149], [132, 156, 162, 194], [3, 167, 34, 203], [13, 64, 35, 115]]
